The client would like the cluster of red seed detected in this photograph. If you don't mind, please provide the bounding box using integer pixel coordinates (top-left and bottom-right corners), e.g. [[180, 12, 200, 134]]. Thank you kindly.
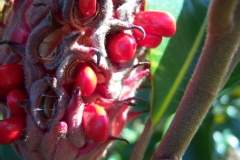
[[0, 0, 176, 159], [0, 64, 26, 144]]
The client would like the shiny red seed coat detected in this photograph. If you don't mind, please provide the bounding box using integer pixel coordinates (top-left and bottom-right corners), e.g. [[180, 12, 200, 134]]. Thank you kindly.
[[0, 64, 25, 90], [7, 89, 28, 115], [0, 115, 26, 144], [106, 33, 137, 63], [82, 104, 110, 143], [78, 0, 97, 18], [76, 65, 97, 96], [133, 11, 176, 37]]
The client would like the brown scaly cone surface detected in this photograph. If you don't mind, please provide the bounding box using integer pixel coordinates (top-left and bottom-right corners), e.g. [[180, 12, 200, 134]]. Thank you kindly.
[[0, 0, 149, 159]]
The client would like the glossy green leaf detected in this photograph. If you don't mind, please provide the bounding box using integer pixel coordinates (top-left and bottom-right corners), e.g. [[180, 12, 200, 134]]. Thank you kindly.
[[0, 144, 21, 160], [183, 113, 213, 160], [223, 62, 240, 90], [146, 0, 210, 125]]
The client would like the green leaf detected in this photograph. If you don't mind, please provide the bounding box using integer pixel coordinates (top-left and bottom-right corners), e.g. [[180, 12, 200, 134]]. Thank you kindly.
[[0, 144, 22, 160], [223, 62, 240, 90], [147, 0, 210, 125], [183, 114, 213, 160]]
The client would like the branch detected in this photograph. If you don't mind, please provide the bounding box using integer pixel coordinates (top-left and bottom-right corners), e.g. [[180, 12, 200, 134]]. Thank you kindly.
[[221, 45, 240, 89], [130, 118, 156, 160], [151, 0, 240, 159]]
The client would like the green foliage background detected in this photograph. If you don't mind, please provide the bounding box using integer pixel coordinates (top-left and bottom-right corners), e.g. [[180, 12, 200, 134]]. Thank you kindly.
[[1, 0, 240, 160]]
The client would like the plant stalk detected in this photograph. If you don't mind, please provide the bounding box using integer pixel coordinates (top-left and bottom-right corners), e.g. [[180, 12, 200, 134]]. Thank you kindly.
[[130, 117, 155, 160], [151, 0, 240, 159]]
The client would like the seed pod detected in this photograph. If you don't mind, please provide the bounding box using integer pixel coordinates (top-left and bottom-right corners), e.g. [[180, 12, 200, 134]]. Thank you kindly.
[[0, 0, 167, 159]]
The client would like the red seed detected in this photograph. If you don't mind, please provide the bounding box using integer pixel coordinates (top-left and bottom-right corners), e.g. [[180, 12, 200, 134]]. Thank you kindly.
[[106, 33, 137, 63], [82, 104, 110, 143], [7, 89, 28, 115], [76, 65, 97, 96], [133, 29, 162, 48], [133, 11, 176, 37], [0, 115, 26, 144], [0, 88, 9, 99], [78, 0, 97, 18], [0, 64, 25, 90]]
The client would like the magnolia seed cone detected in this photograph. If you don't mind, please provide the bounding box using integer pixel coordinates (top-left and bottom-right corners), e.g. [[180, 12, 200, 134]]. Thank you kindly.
[[0, 0, 149, 159]]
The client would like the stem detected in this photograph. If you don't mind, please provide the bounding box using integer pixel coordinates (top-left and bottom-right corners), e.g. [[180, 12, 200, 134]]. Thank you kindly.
[[130, 118, 155, 160], [151, 0, 240, 159], [221, 45, 240, 89]]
